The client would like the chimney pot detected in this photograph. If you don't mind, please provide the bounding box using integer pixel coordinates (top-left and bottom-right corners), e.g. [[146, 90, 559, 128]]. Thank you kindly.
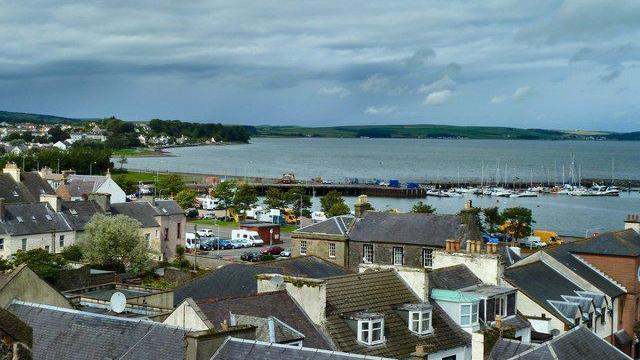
[[221, 319, 229, 331], [495, 315, 502, 329]]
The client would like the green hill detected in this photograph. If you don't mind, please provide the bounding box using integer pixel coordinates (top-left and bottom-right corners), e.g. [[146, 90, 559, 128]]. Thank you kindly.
[[0, 110, 83, 124]]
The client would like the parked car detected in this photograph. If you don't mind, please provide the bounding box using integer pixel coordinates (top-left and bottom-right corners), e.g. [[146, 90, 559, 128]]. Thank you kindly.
[[260, 246, 285, 255], [280, 249, 292, 257], [235, 238, 253, 248], [186, 208, 200, 219], [217, 239, 234, 250], [196, 229, 214, 237], [228, 239, 245, 249], [241, 251, 263, 262], [311, 211, 327, 223], [202, 213, 216, 220], [521, 236, 547, 249]]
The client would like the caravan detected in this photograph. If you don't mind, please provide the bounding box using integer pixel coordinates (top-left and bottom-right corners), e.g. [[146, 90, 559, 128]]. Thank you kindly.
[[231, 229, 265, 246]]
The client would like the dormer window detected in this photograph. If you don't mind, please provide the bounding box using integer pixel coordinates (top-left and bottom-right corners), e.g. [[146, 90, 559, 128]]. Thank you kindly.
[[346, 312, 385, 346], [358, 318, 384, 345], [460, 303, 479, 326], [409, 310, 432, 335]]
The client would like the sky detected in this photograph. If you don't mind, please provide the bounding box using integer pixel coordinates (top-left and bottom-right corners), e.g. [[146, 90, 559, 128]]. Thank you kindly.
[[0, 1, 639, 131]]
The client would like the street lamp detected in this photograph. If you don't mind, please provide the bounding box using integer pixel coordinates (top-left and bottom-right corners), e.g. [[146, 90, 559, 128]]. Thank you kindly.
[[269, 228, 273, 247]]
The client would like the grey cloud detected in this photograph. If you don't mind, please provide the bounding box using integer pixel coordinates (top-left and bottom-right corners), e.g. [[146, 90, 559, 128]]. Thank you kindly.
[[404, 47, 436, 67]]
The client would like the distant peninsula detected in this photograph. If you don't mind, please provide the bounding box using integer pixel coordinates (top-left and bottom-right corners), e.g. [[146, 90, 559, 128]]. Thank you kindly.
[[254, 124, 640, 141]]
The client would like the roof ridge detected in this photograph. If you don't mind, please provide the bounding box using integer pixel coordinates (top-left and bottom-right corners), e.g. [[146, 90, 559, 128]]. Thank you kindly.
[[195, 289, 289, 304]]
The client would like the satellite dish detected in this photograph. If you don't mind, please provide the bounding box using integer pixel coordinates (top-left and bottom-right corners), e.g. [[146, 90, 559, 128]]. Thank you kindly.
[[271, 275, 284, 287], [110, 292, 127, 314]]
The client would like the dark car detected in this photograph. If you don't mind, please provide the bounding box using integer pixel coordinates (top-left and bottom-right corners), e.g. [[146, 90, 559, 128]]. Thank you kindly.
[[217, 239, 234, 250], [185, 208, 200, 219], [241, 251, 263, 262], [260, 246, 284, 255]]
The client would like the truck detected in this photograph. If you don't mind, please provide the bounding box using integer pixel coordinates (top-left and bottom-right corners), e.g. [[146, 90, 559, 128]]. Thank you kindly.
[[256, 209, 285, 225], [533, 230, 562, 246], [276, 173, 297, 184], [283, 208, 297, 225], [231, 229, 265, 246]]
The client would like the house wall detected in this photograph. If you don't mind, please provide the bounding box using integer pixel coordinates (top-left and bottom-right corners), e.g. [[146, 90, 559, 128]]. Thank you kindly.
[[141, 226, 162, 261], [432, 250, 502, 286], [256, 275, 327, 325], [96, 177, 126, 204], [577, 253, 639, 338], [358, 263, 429, 301], [0, 266, 72, 309], [427, 345, 469, 360], [163, 301, 210, 331], [128, 289, 173, 309], [513, 289, 566, 335], [157, 213, 186, 261], [291, 237, 348, 267], [0, 231, 76, 258], [349, 242, 438, 272]]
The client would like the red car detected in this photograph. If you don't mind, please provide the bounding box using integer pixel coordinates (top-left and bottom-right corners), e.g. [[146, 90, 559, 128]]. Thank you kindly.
[[260, 246, 284, 255]]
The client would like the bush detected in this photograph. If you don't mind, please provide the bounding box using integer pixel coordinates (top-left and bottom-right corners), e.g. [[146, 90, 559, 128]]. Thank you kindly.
[[61, 244, 83, 262], [260, 254, 276, 261], [13, 249, 66, 283]]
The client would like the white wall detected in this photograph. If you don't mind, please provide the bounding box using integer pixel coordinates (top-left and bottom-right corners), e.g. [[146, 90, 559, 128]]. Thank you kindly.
[[163, 300, 210, 331], [97, 177, 127, 203], [432, 250, 502, 285], [428, 345, 469, 360], [514, 289, 567, 335], [0, 231, 76, 258], [257, 275, 327, 325]]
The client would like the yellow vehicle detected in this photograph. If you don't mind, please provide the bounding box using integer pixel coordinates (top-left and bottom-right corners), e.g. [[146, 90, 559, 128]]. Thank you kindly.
[[283, 208, 298, 225], [533, 230, 562, 246]]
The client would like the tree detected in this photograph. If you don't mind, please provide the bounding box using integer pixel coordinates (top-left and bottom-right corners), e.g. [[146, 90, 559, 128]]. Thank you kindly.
[[483, 207, 503, 233], [285, 187, 312, 217], [214, 180, 237, 210], [326, 202, 351, 217], [233, 183, 258, 212], [114, 176, 137, 194], [263, 187, 287, 210], [117, 155, 128, 170], [175, 189, 197, 209], [412, 201, 436, 214], [13, 249, 67, 283], [156, 174, 185, 195], [48, 126, 70, 143], [61, 244, 83, 262], [320, 191, 347, 213], [501, 207, 535, 242], [82, 214, 150, 273], [175, 245, 186, 269]]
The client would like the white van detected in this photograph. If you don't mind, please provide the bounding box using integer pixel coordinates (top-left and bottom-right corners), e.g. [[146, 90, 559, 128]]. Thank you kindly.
[[196, 229, 214, 237], [311, 211, 327, 223], [197, 196, 220, 210], [231, 229, 264, 246], [185, 232, 197, 249]]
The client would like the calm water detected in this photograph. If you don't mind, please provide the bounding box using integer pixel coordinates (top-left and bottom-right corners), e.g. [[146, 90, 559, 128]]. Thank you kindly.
[[125, 138, 640, 235], [128, 138, 640, 183]]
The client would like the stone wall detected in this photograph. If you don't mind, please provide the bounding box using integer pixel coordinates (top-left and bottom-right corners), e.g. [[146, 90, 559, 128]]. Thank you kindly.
[[349, 242, 435, 271]]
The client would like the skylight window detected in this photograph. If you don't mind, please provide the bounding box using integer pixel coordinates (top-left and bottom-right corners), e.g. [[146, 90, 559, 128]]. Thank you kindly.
[[16, 216, 23, 223], [70, 209, 78, 215], [45, 214, 53, 221]]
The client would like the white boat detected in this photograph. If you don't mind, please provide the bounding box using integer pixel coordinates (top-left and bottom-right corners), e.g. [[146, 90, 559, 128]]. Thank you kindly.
[[510, 191, 538, 198]]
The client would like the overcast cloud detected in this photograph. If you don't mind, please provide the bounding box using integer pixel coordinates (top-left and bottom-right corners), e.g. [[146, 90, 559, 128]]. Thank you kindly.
[[0, 0, 638, 130]]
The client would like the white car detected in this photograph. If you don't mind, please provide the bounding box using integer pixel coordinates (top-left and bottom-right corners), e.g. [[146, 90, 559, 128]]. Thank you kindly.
[[280, 249, 292, 257], [311, 211, 327, 223], [228, 239, 245, 249], [196, 229, 214, 237], [521, 236, 547, 249]]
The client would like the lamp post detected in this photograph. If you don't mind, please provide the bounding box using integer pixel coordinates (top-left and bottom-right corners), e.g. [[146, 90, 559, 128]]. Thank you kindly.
[[269, 228, 273, 247]]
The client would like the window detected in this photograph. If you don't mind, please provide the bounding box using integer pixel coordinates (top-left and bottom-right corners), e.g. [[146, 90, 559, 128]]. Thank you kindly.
[[300, 240, 307, 255], [0, 238, 3, 250], [496, 296, 507, 318], [422, 248, 433, 268], [393, 247, 403, 266], [45, 245, 50, 252], [586, 312, 593, 329], [442, 356, 457, 360], [409, 310, 432, 335], [59, 235, 65, 248], [363, 244, 374, 263], [145, 233, 151, 244], [460, 303, 479, 326], [21, 238, 27, 251], [177, 223, 181, 239], [329, 242, 336, 258], [601, 307, 606, 325], [357, 319, 385, 345], [164, 228, 169, 241]]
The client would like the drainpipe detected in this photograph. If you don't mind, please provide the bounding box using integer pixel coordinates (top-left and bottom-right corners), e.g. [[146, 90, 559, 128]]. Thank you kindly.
[[610, 298, 615, 346]]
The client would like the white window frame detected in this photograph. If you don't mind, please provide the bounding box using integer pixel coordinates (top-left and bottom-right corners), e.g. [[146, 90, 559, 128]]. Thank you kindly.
[[496, 295, 507, 318], [357, 318, 385, 345], [59, 235, 65, 248], [300, 240, 307, 255], [328, 242, 336, 258], [363, 244, 374, 263], [422, 248, 433, 268], [409, 310, 433, 335], [393, 247, 403, 266], [460, 303, 479, 326], [21, 238, 27, 251]]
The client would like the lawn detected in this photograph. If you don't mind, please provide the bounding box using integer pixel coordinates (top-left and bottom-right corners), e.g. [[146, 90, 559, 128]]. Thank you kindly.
[[111, 170, 171, 183], [112, 148, 165, 157], [189, 219, 298, 232]]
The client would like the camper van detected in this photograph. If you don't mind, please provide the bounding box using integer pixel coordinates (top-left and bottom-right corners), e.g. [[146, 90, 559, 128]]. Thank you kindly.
[[197, 196, 220, 210], [231, 229, 264, 246]]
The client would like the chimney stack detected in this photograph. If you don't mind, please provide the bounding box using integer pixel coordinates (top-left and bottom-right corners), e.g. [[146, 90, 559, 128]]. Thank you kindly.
[[409, 344, 431, 360], [0, 197, 5, 219], [625, 214, 640, 234], [88, 193, 111, 212], [40, 194, 62, 212], [2, 162, 21, 182], [354, 195, 370, 218]]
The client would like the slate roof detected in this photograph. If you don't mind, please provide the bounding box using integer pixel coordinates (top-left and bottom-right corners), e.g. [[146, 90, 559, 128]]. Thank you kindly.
[[66, 175, 108, 196], [0, 173, 35, 204], [232, 314, 304, 344], [110, 201, 159, 228], [513, 326, 630, 360], [8, 301, 187, 360], [324, 270, 469, 358], [499, 246, 522, 266], [211, 337, 395, 360], [295, 215, 354, 237], [348, 212, 475, 247], [428, 264, 482, 291], [21, 171, 55, 199], [153, 200, 184, 215], [174, 257, 350, 304], [194, 291, 332, 350], [0, 307, 32, 347], [503, 261, 583, 325], [545, 246, 626, 298], [60, 200, 104, 231], [488, 338, 535, 360], [563, 228, 640, 257], [0, 202, 72, 236]]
